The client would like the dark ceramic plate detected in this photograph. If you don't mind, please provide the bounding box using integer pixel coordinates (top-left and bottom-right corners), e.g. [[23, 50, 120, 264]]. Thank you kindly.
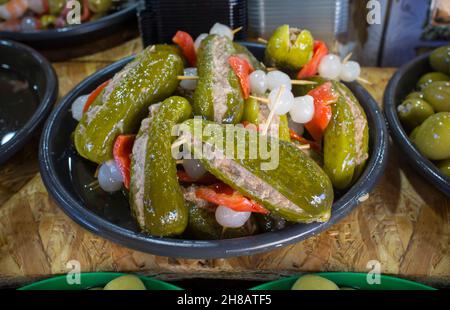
[[0, 2, 138, 48], [39, 43, 389, 258], [0, 40, 57, 165], [384, 52, 450, 196]]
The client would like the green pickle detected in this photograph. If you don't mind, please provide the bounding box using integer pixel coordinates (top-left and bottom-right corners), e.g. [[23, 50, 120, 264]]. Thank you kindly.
[[193, 35, 244, 124], [181, 119, 333, 223], [265, 25, 314, 70], [233, 43, 265, 71], [130, 96, 192, 236], [324, 82, 369, 189], [74, 47, 183, 164], [397, 98, 435, 130]]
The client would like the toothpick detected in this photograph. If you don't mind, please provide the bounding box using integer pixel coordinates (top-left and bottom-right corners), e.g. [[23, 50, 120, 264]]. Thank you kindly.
[[357, 76, 372, 86], [257, 37, 268, 44], [177, 75, 199, 80], [262, 85, 285, 136], [249, 95, 269, 104], [266, 67, 277, 72], [176, 160, 184, 164], [342, 52, 352, 64], [232, 26, 243, 35], [296, 144, 310, 150], [291, 80, 317, 85]]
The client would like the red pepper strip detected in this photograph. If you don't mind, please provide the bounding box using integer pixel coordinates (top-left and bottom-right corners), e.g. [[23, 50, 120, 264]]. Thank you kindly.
[[82, 79, 110, 113], [289, 129, 321, 152], [176, 170, 219, 185], [42, 0, 49, 14], [242, 121, 261, 131], [113, 135, 135, 189], [81, 0, 91, 22], [297, 40, 329, 79], [172, 31, 196, 67], [228, 55, 254, 99], [304, 81, 338, 142], [195, 183, 269, 214]]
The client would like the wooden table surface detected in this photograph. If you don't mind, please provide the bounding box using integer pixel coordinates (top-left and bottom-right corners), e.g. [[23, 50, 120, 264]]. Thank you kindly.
[[0, 38, 448, 288]]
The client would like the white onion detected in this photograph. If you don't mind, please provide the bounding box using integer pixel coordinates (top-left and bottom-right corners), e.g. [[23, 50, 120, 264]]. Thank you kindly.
[[209, 23, 233, 40], [28, 0, 46, 14], [249, 70, 267, 95], [180, 67, 198, 90], [268, 87, 295, 115], [339, 61, 361, 82], [215, 206, 251, 228], [289, 95, 315, 124], [182, 159, 207, 180], [98, 160, 123, 193], [318, 54, 342, 80], [21, 17, 38, 31], [266, 70, 292, 91], [71, 94, 89, 121], [194, 33, 209, 51]]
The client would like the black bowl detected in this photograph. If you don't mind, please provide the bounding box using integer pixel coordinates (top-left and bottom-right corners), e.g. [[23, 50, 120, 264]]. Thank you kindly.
[[39, 43, 389, 258], [0, 40, 57, 165], [384, 52, 450, 197], [0, 2, 138, 49]]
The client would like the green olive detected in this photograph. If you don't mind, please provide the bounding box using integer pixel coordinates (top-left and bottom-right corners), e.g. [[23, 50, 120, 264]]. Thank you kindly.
[[430, 45, 450, 75], [397, 98, 435, 130], [410, 125, 421, 142], [40, 15, 56, 29], [414, 112, 450, 160], [291, 275, 339, 290], [103, 275, 146, 290], [417, 72, 450, 90], [436, 158, 450, 178], [88, 0, 113, 14], [423, 81, 450, 112], [406, 92, 424, 100]]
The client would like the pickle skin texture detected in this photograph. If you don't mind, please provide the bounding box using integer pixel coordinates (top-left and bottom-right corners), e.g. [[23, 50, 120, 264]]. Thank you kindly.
[[141, 96, 192, 236], [181, 120, 333, 223], [193, 35, 244, 124], [74, 48, 184, 164], [323, 82, 369, 189]]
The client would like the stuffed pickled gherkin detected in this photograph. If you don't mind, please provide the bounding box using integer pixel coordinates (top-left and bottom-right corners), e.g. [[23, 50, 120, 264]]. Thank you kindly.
[[323, 82, 369, 189], [74, 46, 184, 164], [193, 34, 244, 124], [129, 96, 192, 236], [180, 119, 333, 223]]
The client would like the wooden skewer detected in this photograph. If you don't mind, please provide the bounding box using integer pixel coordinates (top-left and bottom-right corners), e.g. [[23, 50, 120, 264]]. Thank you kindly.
[[342, 52, 352, 64], [296, 144, 311, 150], [266, 67, 277, 72], [257, 37, 268, 44], [262, 85, 285, 136], [176, 160, 184, 164], [357, 76, 372, 86], [291, 80, 317, 85], [177, 75, 199, 80], [232, 26, 243, 35], [249, 95, 269, 104], [149, 45, 156, 52]]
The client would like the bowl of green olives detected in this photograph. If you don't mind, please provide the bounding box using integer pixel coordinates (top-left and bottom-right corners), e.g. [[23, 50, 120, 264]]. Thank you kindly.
[[250, 273, 435, 290], [19, 272, 183, 290], [384, 45, 450, 196]]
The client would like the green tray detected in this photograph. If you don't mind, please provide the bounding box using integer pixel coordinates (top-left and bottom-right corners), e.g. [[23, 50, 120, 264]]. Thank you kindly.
[[19, 272, 183, 290], [250, 272, 436, 290]]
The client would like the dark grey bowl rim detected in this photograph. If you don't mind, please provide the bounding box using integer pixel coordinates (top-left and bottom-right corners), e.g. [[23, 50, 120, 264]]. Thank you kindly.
[[0, 39, 58, 165], [384, 52, 450, 197], [39, 45, 389, 258], [0, 3, 138, 42]]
